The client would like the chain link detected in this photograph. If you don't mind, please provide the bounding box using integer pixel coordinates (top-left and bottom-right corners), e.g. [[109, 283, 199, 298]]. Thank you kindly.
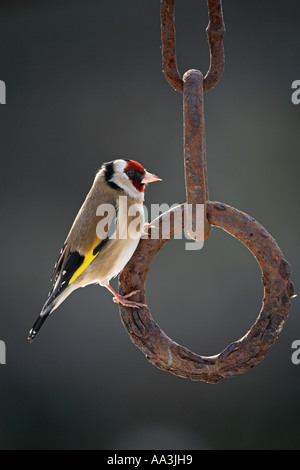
[[160, 0, 225, 93]]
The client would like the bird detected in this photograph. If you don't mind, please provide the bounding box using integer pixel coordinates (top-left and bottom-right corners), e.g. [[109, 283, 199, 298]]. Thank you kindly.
[[28, 159, 161, 343]]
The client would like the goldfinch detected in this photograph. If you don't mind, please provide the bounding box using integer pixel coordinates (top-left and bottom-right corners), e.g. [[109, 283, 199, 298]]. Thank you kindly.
[[28, 159, 161, 343]]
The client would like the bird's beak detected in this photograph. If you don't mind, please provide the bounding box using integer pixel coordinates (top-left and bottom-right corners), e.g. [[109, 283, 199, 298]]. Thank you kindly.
[[142, 171, 162, 184]]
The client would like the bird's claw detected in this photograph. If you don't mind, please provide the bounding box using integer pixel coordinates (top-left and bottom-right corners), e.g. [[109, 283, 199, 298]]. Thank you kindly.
[[112, 290, 147, 308], [141, 223, 159, 239]]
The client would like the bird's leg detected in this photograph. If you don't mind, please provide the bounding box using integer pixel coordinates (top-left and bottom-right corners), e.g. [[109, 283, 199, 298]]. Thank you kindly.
[[105, 284, 147, 308]]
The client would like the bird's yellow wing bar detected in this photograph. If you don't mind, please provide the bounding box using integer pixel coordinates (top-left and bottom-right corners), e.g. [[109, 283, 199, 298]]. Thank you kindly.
[[68, 249, 98, 285], [68, 237, 109, 285], [58, 203, 118, 287]]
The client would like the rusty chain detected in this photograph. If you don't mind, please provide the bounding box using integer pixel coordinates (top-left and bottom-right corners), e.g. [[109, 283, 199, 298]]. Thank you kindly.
[[160, 0, 225, 93], [118, 0, 295, 382]]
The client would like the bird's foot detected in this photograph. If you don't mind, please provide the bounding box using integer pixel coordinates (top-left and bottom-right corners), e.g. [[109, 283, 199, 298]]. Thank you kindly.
[[141, 222, 159, 239], [112, 290, 147, 308]]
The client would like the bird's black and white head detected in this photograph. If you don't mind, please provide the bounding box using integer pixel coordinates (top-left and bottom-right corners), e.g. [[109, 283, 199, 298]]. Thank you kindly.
[[101, 159, 161, 200]]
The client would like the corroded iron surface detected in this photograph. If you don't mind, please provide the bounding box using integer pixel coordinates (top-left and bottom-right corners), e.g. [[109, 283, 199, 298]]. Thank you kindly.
[[160, 0, 225, 93], [118, 203, 294, 383]]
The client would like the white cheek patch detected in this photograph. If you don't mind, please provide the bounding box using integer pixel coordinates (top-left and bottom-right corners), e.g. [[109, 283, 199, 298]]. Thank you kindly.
[[110, 159, 144, 200], [113, 179, 142, 200]]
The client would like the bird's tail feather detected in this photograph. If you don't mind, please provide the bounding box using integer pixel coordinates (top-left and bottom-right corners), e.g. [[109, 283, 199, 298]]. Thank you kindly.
[[28, 304, 53, 343], [28, 284, 74, 343]]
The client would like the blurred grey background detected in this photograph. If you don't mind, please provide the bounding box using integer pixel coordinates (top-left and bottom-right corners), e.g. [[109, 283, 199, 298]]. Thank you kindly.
[[0, 0, 299, 450]]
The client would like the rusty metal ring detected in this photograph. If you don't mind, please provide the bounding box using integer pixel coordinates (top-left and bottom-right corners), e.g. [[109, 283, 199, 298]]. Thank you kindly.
[[118, 202, 294, 383]]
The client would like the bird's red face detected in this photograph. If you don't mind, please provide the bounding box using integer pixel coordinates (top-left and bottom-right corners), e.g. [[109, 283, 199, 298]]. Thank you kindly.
[[102, 159, 161, 199], [124, 160, 161, 193]]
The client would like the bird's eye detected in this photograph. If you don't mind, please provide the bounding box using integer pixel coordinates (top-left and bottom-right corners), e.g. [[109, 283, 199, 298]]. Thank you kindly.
[[126, 169, 134, 177]]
